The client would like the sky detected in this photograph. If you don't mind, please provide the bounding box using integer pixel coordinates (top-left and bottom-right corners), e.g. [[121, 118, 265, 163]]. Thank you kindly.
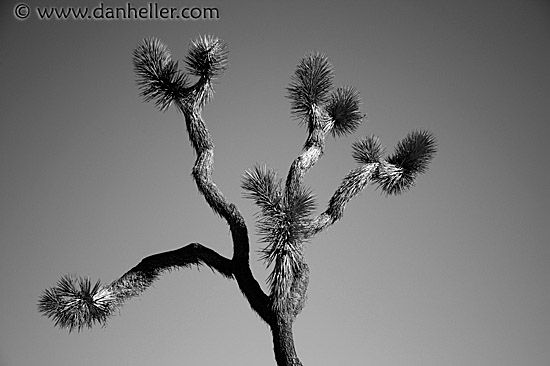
[[1, 0, 549, 365]]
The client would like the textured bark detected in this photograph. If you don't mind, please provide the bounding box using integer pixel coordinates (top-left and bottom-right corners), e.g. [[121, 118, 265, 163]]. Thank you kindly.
[[39, 37, 436, 366], [176, 87, 273, 324], [108, 243, 234, 302], [284, 105, 331, 199], [178, 77, 316, 366], [306, 163, 378, 238], [271, 318, 303, 366]]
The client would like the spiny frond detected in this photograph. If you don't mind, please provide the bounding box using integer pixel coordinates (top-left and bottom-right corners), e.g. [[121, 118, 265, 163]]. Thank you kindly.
[[375, 162, 405, 195], [352, 135, 385, 164], [241, 165, 283, 214], [260, 185, 315, 301], [183, 35, 228, 106], [38, 275, 116, 332], [242, 166, 316, 302], [283, 184, 317, 232], [326, 86, 364, 137], [266, 249, 304, 305], [185, 35, 228, 79], [133, 37, 189, 111], [259, 184, 316, 258], [39, 244, 234, 332], [377, 130, 437, 195], [287, 52, 334, 122], [242, 167, 316, 258], [388, 130, 437, 176]]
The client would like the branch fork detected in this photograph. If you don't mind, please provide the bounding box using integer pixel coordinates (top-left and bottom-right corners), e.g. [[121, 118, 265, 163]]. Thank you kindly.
[[39, 35, 436, 366]]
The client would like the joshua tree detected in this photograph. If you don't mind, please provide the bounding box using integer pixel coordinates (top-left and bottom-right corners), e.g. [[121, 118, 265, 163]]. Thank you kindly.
[[38, 35, 437, 366]]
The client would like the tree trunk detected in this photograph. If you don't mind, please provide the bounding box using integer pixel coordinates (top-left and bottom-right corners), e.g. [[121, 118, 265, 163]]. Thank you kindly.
[[271, 317, 303, 366]]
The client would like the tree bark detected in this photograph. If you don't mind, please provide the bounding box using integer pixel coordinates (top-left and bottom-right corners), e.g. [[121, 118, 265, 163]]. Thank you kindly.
[[271, 318, 303, 366]]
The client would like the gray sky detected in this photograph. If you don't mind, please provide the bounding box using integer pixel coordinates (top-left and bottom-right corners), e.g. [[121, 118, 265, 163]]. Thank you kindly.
[[1, 0, 549, 365]]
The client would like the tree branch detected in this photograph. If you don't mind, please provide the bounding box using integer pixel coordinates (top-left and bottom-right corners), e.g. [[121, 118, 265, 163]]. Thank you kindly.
[[38, 243, 232, 332], [305, 130, 437, 237], [284, 52, 365, 220], [41, 36, 273, 328], [166, 37, 272, 324], [175, 82, 272, 324], [306, 164, 377, 238], [40, 35, 437, 366], [265, 54, 365, 320], [272, 318, 304, 366]]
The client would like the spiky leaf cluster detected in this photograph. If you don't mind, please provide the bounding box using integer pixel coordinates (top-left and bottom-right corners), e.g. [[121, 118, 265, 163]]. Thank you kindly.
[[133, 35, 228, 111], [241, 165, 282, 217], [379, 130, 437, 195], [352, 135, 385, 164], [133, 38, 189, 111], [38, 275, 116, 332], [326, 86, 364, 137], [287, 53, 363, 137], [287, 53, 334, 122], [242, 166, 316, 299], [350, 130, 437, 195], [185, 35, 228, 79]]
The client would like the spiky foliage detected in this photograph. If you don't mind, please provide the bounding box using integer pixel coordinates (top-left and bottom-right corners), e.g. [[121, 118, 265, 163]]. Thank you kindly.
[[326, 86, 364, 137], [241, 165, 282, 216], [377, 130, 437, 195], [38, 275, 116, 332], [133, 38, 189, 112], [184, 35, 229, 107], [38, 244, 234, 332], [352, 135, 385, 164], [242, 166, 316, 304], [185, 35, 229, 79], [133, 35, 228, 112], [39, 34, 437, 366], [287, 53, 334, 122], [266, 187, 316, 306]]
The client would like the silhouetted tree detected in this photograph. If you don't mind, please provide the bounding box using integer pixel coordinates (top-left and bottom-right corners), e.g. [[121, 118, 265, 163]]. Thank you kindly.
[[38, 35, 437, 366]]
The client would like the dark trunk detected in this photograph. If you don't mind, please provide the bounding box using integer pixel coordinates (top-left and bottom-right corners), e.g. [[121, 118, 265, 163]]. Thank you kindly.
[[271, 318, 303, 366]]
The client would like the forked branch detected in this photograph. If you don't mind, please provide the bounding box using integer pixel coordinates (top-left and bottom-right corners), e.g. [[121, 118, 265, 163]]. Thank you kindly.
[[134, 36, 271, 322], [306, 130, 437, 237], [39, 36, 272, 331], [39, 35, 437, 366]]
